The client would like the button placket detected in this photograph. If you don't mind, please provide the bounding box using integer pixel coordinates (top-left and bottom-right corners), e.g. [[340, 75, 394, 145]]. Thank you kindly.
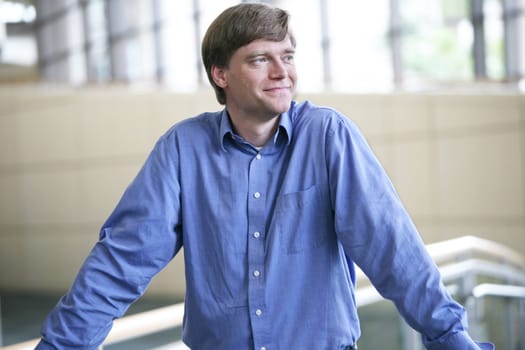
[[247, 151, 269, 349]]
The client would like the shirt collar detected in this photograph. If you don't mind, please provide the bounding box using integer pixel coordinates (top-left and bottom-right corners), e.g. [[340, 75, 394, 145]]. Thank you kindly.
[[219, 106, 293, 151]]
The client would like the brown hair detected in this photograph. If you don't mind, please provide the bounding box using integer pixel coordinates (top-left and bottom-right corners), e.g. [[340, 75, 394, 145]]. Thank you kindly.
[[201, 3, 296, 105]]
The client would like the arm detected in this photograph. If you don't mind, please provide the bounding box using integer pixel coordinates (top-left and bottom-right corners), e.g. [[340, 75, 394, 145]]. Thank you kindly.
[[325, 115, 493, 349], [37, 133, 183, 350]]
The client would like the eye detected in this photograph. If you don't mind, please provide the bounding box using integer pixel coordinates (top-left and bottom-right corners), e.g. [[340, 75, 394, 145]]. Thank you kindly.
[[251, 56, 267, 64], [283, 54, 295, 63]]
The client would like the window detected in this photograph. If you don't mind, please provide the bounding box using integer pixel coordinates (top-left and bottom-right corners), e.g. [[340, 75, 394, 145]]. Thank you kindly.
[[484, 0, 505, 80], [401, 0, 474, 87], [2, 0, 522, 91], [83, 0, 111, 82]]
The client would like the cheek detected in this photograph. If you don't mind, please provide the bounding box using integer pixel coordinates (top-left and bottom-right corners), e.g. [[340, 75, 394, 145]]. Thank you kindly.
[[288, 67, 298, 82], [228, 77, 251, 94], [235, 70, 256, 86]]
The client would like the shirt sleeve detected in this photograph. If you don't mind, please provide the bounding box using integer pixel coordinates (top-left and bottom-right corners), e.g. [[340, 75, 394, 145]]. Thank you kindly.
[[324, 114, 493, 349], [37, 133, 183, 350]]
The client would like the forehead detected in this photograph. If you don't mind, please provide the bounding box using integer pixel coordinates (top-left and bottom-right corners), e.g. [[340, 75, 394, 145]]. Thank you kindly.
[[235, 37, 295, 57]]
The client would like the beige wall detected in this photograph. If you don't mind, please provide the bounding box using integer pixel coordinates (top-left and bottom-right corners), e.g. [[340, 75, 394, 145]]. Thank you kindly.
[[0, 86, 524, 297]]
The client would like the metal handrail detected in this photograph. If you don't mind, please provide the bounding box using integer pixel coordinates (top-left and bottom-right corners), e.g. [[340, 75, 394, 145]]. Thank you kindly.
[[470, 283, 525, 350], [426, 235, 525, 267], [102, 303, 184, 345], [355, 235, 525, 285], [355, 258, 525, 308], [472, 283, 525, 299], [1, 304, 185, 350], [2, 235, 524, 350]]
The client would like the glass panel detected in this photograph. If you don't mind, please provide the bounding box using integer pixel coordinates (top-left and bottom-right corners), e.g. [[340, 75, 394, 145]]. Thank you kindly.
[[273, 0, 324, 92], [484, 0, 505, 80], [476, 295, 525, 349], [275, 0, 392, 93], [358, 300, 406, 349], [327, 1, 393, 92], [0, 1, 37, 66], [401, 0, 474, 87], [85, 0, 111, 82]]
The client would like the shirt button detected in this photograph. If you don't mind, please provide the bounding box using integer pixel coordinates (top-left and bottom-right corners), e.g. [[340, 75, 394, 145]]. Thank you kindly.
[[256, 154, 262, 160], [261, 347, 267, 350], [253, 231, 261, 239], [255, 309, 262, 316], [253, 270, 260, 277], [254, 192, 261, 199]]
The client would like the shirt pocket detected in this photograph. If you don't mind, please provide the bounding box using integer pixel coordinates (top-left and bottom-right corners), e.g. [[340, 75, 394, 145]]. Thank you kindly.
[[275, 184, 331, 254]]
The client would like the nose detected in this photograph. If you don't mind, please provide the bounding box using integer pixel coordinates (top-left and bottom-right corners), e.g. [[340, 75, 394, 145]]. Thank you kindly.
[[269, 59, 288, 79]]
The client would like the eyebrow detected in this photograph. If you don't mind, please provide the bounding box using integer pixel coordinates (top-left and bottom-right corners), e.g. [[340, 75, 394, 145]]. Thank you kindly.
[[246, 47, 296, 60]]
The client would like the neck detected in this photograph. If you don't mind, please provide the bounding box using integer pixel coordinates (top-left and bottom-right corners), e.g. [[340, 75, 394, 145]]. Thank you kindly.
[[228, 111, 280, 148]]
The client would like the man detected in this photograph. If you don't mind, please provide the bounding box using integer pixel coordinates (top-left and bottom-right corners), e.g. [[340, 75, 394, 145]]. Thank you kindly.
[[37, 3, 493, 350]]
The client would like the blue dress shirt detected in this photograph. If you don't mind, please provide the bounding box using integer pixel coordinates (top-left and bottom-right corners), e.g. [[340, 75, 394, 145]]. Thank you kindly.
[[37, 100, 493, 350]]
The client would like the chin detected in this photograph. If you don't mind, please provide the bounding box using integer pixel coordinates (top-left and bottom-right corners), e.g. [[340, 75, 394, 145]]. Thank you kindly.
[[274, 99, 293, 113]]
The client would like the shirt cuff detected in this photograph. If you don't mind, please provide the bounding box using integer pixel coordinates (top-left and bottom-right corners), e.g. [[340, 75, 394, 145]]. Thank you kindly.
[[424, 330, 494, 350]]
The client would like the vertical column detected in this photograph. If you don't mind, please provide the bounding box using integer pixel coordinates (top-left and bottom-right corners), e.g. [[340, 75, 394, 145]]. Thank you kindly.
[[151, 0, 163, 83], [471, 0, 487, 79], [519, 0, 525, 82], [389, 0, 403, 88], [80, 0, 92, 81], [81, 0, 111, 83], [0, 0, 5, 61], [502, 0, 522, 81], [193, 0, 204, 86], [107, 0, 156, 83], [154, 0, 199, 90], [34, 0, 87, 84], [107, 0, 129, 81], [319, 0, 332, 90]]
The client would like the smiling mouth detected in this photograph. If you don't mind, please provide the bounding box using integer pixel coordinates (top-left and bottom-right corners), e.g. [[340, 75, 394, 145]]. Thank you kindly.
[[264, 86, 290, 92]]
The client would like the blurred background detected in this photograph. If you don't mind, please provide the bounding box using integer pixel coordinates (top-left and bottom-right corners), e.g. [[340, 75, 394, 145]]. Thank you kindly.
[[0, 0, 524, 349], [1, 0, 524, 90]]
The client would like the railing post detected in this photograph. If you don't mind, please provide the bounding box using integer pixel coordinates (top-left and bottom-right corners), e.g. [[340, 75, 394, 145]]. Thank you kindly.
[[400, 318, 422, 350], [1, 295, 3, 346], [519, 299, 525, 350], [504, 297, 516, 350], [503, 261, 516, 350]]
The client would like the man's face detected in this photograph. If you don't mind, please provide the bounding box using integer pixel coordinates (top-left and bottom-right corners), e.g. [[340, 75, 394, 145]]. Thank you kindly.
[[212, 37, 297, 122]]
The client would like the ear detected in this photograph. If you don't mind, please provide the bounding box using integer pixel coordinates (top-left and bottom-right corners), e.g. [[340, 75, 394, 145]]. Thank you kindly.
[[211, 65, 228, 88]]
